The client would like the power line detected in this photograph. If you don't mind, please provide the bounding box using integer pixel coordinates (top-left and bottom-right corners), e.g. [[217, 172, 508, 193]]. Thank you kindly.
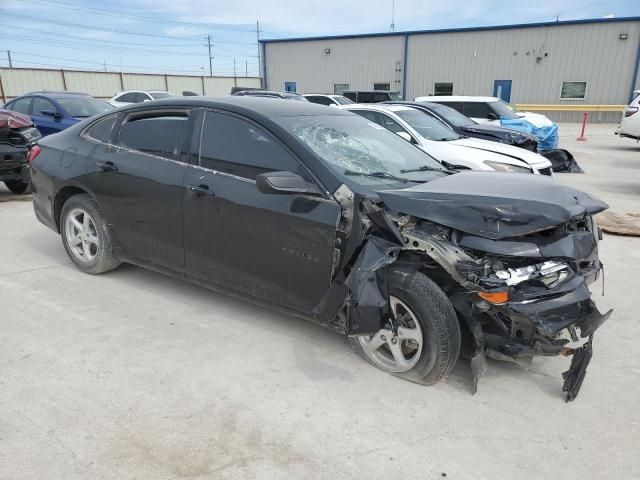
[[14, 25, 204, 47], [8, 51, 206, 72], [3, 12, 258, 45], [0, 34, 206, 56], [7, 58, 251, 76], [0, 33, 259, 59], [16, 0, 259, 33]]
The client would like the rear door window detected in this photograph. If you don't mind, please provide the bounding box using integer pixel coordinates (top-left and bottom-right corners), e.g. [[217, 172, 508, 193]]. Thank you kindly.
[[116, 92, 137, 103], [134, 92, 152, 103], [352, 110, 406, 134], [437, 102, 463, 113], [307, 96, 333, 106], [461, 102, 494, 119], [32, 97, 57, 115], [118, 111, 189, 160], [199, 111, 301, 180], [8, 97, 32, 115], [359, 93, 375, 103]]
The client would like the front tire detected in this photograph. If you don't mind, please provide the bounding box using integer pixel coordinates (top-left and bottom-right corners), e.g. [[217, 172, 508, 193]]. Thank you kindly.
[[60, 194, 121, 274], [349, 271, 461, 385], [4, 179, 31, 194]]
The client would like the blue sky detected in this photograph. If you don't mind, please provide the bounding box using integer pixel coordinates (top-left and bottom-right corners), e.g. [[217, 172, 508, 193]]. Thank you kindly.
[[1, 0, 638, 77]]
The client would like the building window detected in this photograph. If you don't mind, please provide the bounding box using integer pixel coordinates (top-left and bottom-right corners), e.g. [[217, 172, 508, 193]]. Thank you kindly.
[[434, 82, 453, 96], [560, 81, 587, 99], [334, 83, 349, 95], [374, 83, 390, 91]]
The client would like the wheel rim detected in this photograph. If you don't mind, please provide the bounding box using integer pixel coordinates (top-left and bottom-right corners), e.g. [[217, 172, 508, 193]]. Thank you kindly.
[[64, 208, 99, 263], [356, 296, 424, 373]]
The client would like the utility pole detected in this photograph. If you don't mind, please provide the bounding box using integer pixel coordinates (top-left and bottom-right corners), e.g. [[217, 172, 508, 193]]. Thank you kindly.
[[389, 0, 396, 32], [233, 57, 236, 77], [245, 60, 248, 77], [206, 34, 214, 76], [256, 20, 262, 85], [103, 60, 107, 72], [7, 50, 12, 68]]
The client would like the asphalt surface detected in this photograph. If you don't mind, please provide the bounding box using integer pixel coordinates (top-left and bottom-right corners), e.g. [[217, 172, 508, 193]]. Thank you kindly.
[[1, 123, 638, 479]]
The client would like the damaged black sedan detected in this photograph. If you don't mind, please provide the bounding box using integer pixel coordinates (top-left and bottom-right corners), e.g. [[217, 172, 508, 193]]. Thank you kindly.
[[30, 97, 610, 400]]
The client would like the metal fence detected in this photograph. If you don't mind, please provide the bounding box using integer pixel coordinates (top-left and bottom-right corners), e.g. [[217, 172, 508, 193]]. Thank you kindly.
[[0, 67, 262, 103]]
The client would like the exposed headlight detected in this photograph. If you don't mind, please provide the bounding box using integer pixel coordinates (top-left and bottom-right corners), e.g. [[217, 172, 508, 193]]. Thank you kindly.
[[495, 260, 569, 287], [484, 160, 532, 173]]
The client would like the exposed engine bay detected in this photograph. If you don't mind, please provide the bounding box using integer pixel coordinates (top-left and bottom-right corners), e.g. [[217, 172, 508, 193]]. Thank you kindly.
[[329, 172, 612, 401]]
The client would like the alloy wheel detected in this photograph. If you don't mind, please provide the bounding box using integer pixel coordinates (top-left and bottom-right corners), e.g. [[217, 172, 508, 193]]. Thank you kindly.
[[357, 296, 424, 373], [64, 208, 99, 263]]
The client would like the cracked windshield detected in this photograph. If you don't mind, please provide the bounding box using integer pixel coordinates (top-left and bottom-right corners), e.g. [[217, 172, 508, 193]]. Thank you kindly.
[[276, 114, 445, 185]]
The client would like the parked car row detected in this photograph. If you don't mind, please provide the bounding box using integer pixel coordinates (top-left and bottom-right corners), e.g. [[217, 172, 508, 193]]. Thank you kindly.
[[0, 109, 41, 194], [27, 95, 610, 400]]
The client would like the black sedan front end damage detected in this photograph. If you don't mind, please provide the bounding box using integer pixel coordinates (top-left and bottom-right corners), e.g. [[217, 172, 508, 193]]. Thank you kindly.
[[369, 172, 613, 401]]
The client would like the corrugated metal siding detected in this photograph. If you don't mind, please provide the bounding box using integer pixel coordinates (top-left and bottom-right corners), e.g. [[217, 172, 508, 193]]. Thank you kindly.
[[263, 20, 639, 121], [0, 68, 261, 103], [406, 20, 640, 104], [0, 68, 65, 97], [122, 74, 167, 91], [167, 76, 204, 95], [265, 36, 404, 93], [64, 72, 122, 99], [203, 76, 261, 95]]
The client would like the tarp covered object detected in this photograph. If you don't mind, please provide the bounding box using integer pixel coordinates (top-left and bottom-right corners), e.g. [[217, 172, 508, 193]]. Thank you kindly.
[[500, 117, 559, 151]]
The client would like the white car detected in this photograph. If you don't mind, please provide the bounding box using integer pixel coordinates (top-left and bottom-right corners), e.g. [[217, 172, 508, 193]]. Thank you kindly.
[[302, 94, 354, 107], [109, 90, 174, 108], [416, 95, 554, 128], [615, 90, 640, 141], [341, 104, 553, 175]]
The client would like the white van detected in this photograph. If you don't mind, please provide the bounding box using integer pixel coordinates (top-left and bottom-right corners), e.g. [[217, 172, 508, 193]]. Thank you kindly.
[[615, 90, 640, 141]]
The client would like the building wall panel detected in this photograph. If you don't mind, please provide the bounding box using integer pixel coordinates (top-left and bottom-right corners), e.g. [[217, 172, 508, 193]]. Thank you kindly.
[[262, 19, 639, 122], [265, 36, 404, 93], [0, 68, 261, 103], [64, 72, 122, 99]]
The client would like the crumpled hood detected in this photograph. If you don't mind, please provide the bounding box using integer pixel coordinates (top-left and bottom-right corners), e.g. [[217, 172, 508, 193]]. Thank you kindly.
[[0, 109, 33, 129], [378, 171, 608, 240], [453, 137, 550, 167]]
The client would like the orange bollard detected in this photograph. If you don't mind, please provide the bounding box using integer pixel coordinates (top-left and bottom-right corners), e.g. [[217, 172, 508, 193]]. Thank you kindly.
[[576, 112, 588, 141]]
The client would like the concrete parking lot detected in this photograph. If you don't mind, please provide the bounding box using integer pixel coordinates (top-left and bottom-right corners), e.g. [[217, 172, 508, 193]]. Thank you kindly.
[[1, 123, 638, 479]]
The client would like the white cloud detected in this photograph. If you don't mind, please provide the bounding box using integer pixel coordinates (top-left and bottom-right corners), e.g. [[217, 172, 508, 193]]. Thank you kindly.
[[126, 0, 637, 36]]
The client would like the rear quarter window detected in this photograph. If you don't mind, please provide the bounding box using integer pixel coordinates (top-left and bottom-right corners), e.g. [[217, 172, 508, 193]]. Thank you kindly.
[[85, 115, 118, 143], [118, 112, 189, 160]]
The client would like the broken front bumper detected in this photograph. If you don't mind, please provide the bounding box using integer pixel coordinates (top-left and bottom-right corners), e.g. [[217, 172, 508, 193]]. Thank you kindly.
[[454, 269, 612, 401]]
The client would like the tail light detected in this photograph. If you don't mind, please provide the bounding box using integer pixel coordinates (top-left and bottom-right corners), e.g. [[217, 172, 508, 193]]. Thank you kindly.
[[625, 107, 638, 117], [28, 145, 41, 163]]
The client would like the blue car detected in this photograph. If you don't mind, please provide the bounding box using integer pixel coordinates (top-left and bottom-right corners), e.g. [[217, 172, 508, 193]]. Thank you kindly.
[[4, 91, 113, 137]]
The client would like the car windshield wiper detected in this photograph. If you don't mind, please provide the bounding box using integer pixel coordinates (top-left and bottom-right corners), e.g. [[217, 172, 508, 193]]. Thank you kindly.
[[344, 170, 412, 183], [400, 165, 445, 173]]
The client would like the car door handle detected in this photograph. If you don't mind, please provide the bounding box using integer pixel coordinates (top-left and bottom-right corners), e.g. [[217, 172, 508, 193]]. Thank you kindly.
[[96, 161, 118, 172], [188, 184, 216, 197]]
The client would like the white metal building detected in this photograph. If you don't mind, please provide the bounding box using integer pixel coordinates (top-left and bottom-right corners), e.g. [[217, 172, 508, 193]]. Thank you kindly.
[[261, 17, 640, 122]]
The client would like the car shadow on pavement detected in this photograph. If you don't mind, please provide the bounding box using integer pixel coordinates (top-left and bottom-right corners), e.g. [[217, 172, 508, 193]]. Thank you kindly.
[[0, 191, 32, 203]]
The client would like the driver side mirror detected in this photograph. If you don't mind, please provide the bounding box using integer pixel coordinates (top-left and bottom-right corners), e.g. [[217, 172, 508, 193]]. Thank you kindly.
[[396, 131, 415, 143], [256, 171, 322, 196], [487, 112, 499, 120], [41, 109, 61, 119]]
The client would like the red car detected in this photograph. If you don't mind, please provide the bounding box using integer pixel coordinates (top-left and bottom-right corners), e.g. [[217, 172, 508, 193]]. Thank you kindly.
[[0, 109, 41, 194]]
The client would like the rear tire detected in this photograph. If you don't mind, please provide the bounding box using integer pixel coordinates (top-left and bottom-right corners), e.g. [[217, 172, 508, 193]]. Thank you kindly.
[[4, 179, 31, 194], [349, 271, 461, 385], [60, 194, 121, 274]]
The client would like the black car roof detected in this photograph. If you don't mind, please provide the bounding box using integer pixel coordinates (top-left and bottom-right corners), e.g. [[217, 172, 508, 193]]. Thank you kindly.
[[24, 91, 92, 98], [118, 95, 353, 118]]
